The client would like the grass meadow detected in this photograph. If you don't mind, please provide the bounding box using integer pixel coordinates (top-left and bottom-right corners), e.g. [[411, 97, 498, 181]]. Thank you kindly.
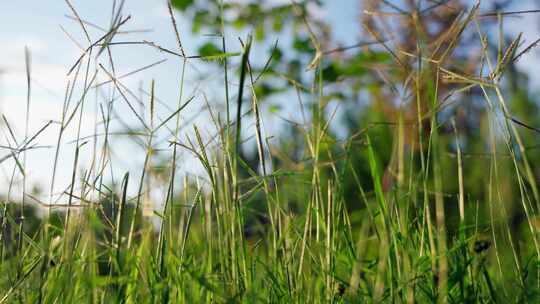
[[1, 0, 540, 303]]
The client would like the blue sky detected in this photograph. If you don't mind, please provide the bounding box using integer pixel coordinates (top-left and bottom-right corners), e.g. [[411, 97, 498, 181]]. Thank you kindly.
[[0, 0, 362, 201], [0, 0, 538, 204]]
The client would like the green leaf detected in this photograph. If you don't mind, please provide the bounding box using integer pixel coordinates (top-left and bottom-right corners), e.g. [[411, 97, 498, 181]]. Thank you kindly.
[[193, 10, 209, 33], [255, 22, 266, 42], [271, 47, 283, 63], [269, 104, 281, 114], [171, 0, 194, 11], [292, 37, 314, 53], [233, 18, 247, 30], [272, 15, 284, 32], [322, 62, 340, 82], [254, 82, 275, 98], [198, 42, 222, 57]]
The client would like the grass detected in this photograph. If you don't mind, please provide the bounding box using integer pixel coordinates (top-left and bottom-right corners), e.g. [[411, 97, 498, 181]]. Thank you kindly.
[[1, 1, 540, 303]]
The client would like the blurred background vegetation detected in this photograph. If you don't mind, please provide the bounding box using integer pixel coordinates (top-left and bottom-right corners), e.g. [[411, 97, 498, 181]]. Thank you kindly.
[[2, 0, 540, 302]]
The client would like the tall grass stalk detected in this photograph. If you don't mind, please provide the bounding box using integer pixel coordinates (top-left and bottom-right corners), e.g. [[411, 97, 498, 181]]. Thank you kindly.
[[1, 2, 540, 303]]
